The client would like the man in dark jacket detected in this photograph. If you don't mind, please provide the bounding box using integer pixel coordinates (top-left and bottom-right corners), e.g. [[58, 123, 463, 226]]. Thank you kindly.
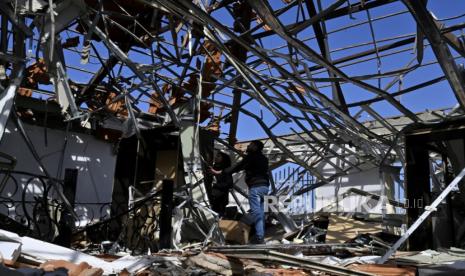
[[211, 140, 269, 244]]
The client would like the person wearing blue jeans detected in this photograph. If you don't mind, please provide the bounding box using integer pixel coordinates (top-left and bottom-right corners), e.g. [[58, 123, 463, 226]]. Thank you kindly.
[[248, 185, 269, 242], [210, 140, 270, 244]]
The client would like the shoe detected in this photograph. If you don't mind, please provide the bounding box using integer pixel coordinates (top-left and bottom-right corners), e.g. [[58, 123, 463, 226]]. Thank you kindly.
[[249, 237, 265, 245]]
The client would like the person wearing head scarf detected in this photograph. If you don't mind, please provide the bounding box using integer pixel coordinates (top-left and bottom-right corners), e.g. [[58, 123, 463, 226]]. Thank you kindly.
[[210, 152, 233, 217]]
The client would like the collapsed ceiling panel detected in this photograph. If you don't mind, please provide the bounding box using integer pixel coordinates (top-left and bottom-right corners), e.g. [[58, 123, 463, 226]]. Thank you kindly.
[[0, 1, 463, 178]]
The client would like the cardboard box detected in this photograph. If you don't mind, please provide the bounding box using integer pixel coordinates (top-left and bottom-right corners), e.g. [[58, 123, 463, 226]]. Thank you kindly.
[[219, 220, 250, 244]]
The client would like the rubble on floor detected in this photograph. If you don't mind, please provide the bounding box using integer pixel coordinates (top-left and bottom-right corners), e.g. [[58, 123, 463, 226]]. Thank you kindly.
[[394, 248, 465, 269], [0, 229, 183, 275], [1, 229, 463, 276], [0, 213, 448, 276]]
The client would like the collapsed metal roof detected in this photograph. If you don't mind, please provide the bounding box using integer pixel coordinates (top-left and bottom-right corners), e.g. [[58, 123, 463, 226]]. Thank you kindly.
[[1, 0, 465, 189], [3, 0, 465, 265]]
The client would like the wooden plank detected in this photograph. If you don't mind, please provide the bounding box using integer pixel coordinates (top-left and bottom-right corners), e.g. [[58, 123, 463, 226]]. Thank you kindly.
[[325, 215, 383, 243]]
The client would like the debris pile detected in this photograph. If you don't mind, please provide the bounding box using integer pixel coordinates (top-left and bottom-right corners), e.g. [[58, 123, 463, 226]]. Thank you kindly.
[[4, 212, 465, 275]]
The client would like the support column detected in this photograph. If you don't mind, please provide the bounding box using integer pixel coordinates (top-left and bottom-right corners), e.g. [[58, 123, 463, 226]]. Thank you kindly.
[[228, 1, 252, 145], [54, 168, 78, 247], [159, 179, 174, 249], [405, 136, 432, 250]]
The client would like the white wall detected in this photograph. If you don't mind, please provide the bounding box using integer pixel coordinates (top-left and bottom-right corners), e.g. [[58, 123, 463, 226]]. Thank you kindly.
[[314, 165, 385, 212], [312, 151, 403, 214], [0, 120, 116, 226]]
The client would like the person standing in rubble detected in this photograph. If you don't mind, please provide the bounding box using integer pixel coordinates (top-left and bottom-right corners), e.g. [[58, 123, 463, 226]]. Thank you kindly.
[[210, 152, 233, 217], [210, 140, 269, 244]]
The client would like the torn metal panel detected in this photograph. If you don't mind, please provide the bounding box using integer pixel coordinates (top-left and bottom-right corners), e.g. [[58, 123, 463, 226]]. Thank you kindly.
[[55, 62, 80, 118], [0, 64, 24, 142]]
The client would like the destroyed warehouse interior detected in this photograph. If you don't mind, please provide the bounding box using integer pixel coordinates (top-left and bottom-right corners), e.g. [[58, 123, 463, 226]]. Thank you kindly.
[[2, 0, 465, 275]]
